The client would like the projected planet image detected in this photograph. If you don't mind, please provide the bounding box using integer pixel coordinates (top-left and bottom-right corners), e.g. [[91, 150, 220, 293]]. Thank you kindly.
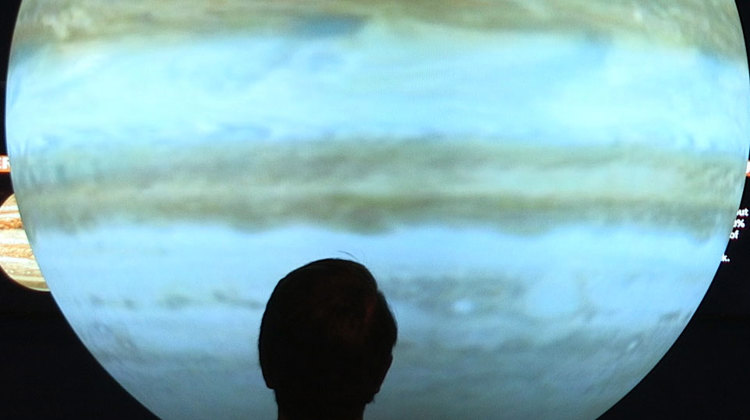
[[5, 1, 750, 419], [0, 194, 46, 291]]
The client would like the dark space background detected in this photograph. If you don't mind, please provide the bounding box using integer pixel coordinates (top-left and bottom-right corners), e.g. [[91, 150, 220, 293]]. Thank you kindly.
[[1, 1, 749, 418]]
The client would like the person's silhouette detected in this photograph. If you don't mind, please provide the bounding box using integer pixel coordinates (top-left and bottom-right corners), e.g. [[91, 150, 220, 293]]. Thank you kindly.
[[259, 258, 397, 420]]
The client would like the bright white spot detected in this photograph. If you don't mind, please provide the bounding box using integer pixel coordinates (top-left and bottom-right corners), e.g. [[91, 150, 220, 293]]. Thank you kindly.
[[452, 299, 475, 314], [627, 339, 639, 352], [632, 8, 644, 23]]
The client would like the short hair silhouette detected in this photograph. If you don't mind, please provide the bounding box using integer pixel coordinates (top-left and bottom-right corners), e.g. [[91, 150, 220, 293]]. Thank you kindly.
[[258, 258, 397, 420]]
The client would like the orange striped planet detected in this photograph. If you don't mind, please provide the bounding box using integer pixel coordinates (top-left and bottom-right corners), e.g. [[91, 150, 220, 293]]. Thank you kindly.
[[0, 194, 47, 291]]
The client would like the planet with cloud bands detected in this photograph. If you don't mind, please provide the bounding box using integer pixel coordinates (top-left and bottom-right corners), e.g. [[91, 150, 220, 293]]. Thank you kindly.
[[0, 194, 46, 291], [5, 1, 750, 419]]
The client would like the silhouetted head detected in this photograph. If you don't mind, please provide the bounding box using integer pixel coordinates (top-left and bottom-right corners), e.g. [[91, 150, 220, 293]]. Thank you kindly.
[[258, 258, 397, 420]]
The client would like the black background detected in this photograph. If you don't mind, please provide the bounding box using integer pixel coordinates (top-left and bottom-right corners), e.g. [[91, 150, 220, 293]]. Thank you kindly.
[[1, 1, 749, 418]]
